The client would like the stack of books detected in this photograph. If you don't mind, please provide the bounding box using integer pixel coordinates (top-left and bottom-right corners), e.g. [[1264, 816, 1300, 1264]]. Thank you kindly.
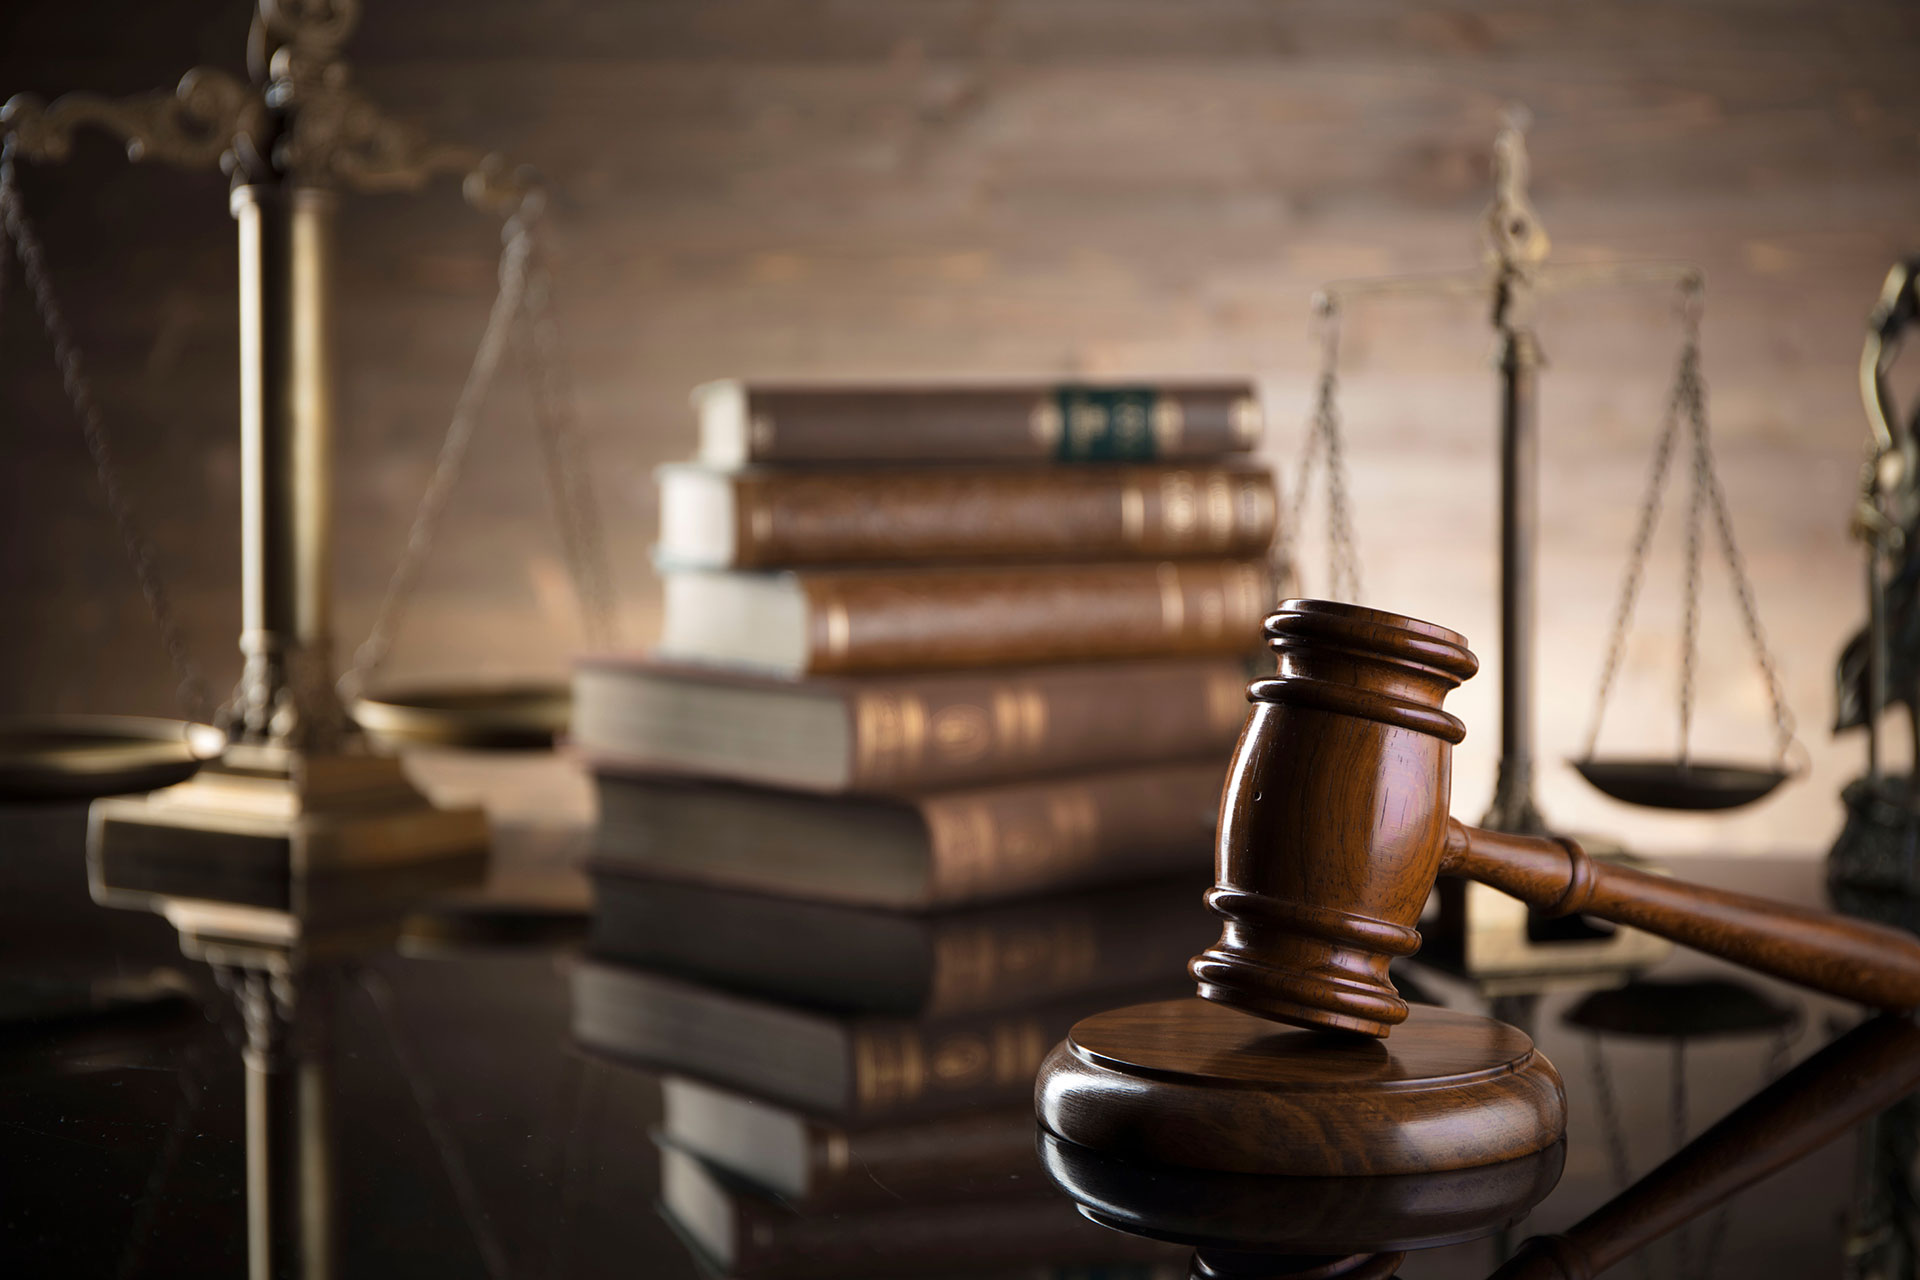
[[567, 379, 1274, 1278], [573, 379, 1278, 910]]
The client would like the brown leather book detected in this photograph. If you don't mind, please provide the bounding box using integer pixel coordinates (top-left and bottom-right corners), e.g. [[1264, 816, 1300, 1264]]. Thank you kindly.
[[694, 378, 1262, 466], [572, 961, 1186, 1122], [656, 462, 1278, 568], [571, 657, 1253, 794], [656, 559, 1275, 676], [661, 1078, 1051, 1211], [586, 874, 1215, 1017], [658, 1144, 1183, 1277], [590, 760, 1224, 910]]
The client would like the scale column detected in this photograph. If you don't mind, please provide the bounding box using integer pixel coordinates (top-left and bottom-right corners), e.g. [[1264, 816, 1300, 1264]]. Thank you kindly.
[[1483, 318, 1548, 836], [229, 183, 349, 753]]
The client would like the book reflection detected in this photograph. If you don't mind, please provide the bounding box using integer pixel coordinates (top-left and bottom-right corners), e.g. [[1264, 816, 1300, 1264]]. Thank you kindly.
[[571, 875, 1209, 1279]]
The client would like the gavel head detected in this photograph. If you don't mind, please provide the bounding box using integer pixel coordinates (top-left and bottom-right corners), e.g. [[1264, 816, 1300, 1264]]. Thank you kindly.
[[1190, 599, 1479, 1038]]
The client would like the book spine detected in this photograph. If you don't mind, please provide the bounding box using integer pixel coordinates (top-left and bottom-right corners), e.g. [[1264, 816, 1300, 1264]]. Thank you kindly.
[[839, 986, 1188, 1122], [796, 1108, 1050, 1211], [915, 760, 1223, 906], [919, 880, 1216, 1016], [738, 384, 1262, 464], [844, 659, 1252, 791], [725, 1193, 1179, 1278], [800, 559, 1274, 675], [722, 465, 1277, 568]]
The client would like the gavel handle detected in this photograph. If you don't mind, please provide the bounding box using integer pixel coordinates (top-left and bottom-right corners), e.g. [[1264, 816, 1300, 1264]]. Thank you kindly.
[[1442, 820, 1920, 1011], [1488, 1013, 1920, 1280]]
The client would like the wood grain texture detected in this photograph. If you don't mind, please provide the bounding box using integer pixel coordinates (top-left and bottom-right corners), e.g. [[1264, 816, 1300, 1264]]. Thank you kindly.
[[1034, 998, 1567, 1176]]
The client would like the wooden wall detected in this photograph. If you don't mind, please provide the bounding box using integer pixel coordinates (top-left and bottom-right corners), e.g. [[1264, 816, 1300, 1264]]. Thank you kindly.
[[4, 0, 1919, 854]]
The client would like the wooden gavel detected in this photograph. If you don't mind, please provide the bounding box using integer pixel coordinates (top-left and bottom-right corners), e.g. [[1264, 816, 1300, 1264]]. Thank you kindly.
[[1191, 599, 1920, 1038]]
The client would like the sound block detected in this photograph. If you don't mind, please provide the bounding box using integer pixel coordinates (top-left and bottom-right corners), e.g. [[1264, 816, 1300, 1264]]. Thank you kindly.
[[1036, 998, 1565, 1176], [1038, 1130, 1564, 1256]]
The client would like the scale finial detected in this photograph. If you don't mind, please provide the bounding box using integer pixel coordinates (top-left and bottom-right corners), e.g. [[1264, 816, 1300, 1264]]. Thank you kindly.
[[1483, 104, 1550, 276]]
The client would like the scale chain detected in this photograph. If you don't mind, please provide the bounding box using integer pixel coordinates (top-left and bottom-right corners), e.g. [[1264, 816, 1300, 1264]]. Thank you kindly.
[[521, 248, 617, 650], [342, 208, 535, 698], [0, 146, 215, 722], [1680, 346, 1709, 765], [1582, 350, 1686, 760], [1293, 299, 1363, 602]]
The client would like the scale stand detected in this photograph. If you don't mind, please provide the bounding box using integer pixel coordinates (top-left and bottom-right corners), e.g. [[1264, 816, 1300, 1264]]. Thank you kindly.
[[0, 2, 527, 874], [1298, 109, 1719, 979]]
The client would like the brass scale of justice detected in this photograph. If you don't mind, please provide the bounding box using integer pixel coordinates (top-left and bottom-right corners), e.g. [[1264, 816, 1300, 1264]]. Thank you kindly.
[[0, 0, 615, 868]]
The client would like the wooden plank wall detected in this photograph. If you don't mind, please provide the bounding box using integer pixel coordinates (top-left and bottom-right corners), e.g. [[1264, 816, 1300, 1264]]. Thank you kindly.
[[3, 0, 1918, 852]]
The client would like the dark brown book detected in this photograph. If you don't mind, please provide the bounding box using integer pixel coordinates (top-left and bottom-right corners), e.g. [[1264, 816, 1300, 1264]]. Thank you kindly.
[[658, 1145, 1183, 1278], [572, 962, 1188, 1123], [656, 559, 1275, 676], [571, 657, 1253, 794], [660, 1077, 1049, 1211], [655, 462, 1278, 569], [587, 874, 1214, 1016], [694, 378, 1262, 467], [590, 761, 1223, 909]]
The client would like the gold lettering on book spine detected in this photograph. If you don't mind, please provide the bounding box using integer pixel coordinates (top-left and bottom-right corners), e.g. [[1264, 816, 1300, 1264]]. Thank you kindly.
[[927, 919, 1099, 1011], [991, 687, 1048, 759], [1160, 471, 1198, 541], [1205, 472, 1235, 545], [822, 597, 852, 661], [1029, 399, 1064, 450], [1152, 395, 1185, 452], [746, 494, 774, 554], [1156, 563, 1186, 635], [924, 801, 1000, 900], [1120, 482, 1146, 545], [855, 693, 927, 781], [854, 1028, 927, 1109], [1229, 395, 1264, 443], [1207, 670, 1248, 733]]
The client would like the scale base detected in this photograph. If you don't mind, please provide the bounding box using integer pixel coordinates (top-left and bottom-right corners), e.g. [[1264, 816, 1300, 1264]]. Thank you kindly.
[[87, 744, 487, 903]]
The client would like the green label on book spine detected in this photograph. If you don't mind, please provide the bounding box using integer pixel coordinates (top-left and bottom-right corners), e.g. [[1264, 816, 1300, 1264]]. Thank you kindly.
[[1050, 387, 1165, 461]]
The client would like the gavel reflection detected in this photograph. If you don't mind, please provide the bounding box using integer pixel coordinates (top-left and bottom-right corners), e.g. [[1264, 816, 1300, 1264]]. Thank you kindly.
[[1192, 600, 1920, 1038]]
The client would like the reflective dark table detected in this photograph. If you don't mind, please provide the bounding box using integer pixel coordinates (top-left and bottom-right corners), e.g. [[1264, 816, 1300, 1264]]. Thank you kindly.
[[3, 800, 1914, 1279]]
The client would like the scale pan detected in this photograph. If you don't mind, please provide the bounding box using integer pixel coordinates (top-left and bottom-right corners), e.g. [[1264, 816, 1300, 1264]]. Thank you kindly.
[[0, 716, 223, 803], [1570, 757, 1789, 812], [352, 682, 569, 751]]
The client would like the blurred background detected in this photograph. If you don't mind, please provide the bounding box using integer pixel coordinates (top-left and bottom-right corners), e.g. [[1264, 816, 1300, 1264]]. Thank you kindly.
[[5, 0, 1920, 856]]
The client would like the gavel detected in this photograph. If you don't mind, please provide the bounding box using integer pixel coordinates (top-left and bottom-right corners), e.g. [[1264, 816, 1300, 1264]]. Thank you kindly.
[[1191, 598, 1920, 1038]]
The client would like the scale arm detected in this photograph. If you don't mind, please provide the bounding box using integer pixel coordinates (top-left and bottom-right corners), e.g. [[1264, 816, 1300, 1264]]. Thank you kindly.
[[1442, 819, 1920, 1011], [0, 68, 258, 170]]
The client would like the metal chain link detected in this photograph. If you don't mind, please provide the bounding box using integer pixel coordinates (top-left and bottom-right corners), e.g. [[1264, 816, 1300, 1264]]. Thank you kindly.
[[520, 243, 617, 650], [0, 143, 215, 720], [1582, 331, 1687, 759], [1291, 297, 1364, 602], [1680, 348, 1709, 764], [341, 203, 534, 698], [1582, 284, 1799, 766]]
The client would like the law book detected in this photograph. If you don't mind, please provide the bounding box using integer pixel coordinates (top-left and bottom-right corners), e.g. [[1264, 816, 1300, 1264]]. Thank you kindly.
[[590, 760, 1224, 910], [587, 874, 1214, 1017], [694, 379, 1263, 468], [656, 559, 1274, 677], [570, 656, 1252, 795], [658, 1145, 1182, 1278], [655, 462, 1278, 569], [660, 1077, 1049, 1211], [572, 961, 1187, 1123]]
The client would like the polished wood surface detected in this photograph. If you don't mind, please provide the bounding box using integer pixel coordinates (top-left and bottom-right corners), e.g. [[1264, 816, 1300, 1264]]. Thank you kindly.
[[1195, 599, 1920, 1038], [1035, 998, 1565, 1176], [1490, 1012, 1920, 1280]]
